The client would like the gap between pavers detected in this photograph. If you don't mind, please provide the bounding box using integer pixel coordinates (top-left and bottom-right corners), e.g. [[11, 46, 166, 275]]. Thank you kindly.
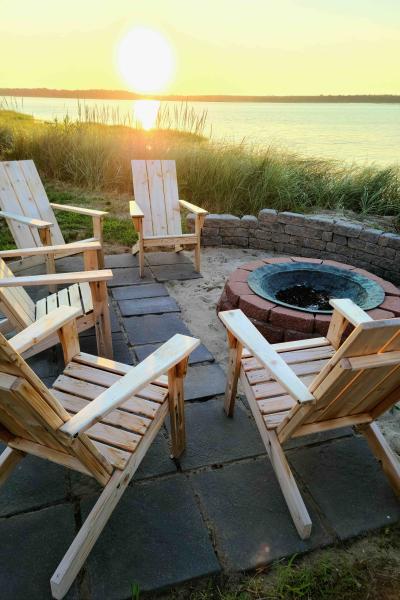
[[80, 475, 221, 598], [287, 435, 400, 540], [189, 457, 333, 572], [0, 503, 79, 600]]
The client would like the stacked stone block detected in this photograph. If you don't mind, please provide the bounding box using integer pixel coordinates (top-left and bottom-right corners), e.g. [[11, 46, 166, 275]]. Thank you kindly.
[[188, 210, 400, 284]]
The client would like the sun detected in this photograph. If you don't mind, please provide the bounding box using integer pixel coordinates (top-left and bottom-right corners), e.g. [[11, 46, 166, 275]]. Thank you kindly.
[[117, 27, 175, 94]]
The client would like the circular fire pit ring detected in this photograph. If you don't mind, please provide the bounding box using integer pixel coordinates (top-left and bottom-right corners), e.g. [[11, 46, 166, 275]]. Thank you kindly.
[[217, 257, 400, 343], [247, 262, 385, 314]]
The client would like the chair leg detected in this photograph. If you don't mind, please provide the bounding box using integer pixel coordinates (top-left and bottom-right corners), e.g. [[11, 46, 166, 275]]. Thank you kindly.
[[0, 447, 24, 487], [51, 401, 169, 599], [90, 281, 113, 359], [357, 422, 400, 497], [138, 245, 145, 278], [267, 431, 312, 539], [194, 239, 201, 272], [241, 373, 312, 539], [224, 331, 242, 417], [168, 358, 188, 458]]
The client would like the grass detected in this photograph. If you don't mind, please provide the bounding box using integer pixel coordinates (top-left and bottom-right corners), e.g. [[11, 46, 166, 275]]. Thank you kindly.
[[152, 525, 400, 600], [0, 105, 399, 250]]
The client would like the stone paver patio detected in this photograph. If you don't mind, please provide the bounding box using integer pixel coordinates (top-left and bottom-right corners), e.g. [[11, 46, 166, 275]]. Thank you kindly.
[[1, 251, 399, 599]]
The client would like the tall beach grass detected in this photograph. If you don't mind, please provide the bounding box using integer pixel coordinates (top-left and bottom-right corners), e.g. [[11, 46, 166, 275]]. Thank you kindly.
[[0, 102, 399, 222]]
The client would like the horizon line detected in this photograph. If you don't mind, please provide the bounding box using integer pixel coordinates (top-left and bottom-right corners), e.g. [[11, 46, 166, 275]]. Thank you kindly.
[[1, 88, 400, 103]]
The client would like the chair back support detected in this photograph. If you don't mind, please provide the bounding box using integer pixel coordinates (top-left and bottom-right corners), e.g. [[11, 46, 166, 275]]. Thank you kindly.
[[0, 257, 35, 328], [306, 318, 400, 424], [131, 160, 182, 237], [0, 160, 64, 247], [0, 332, 110, 480]]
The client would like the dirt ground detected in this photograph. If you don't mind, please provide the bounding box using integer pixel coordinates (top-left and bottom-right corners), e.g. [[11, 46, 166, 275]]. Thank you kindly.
[[166, 247, 400, 459]]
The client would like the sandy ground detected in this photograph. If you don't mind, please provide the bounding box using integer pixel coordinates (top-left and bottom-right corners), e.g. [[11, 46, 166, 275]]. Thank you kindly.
[[166, 247, 400, 459], [166, 247, 272, 367]]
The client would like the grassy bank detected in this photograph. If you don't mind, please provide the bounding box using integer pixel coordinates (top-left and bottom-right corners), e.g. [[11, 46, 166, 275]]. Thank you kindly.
[[0, 108, 399, 241], [155, 525, 400, 600]]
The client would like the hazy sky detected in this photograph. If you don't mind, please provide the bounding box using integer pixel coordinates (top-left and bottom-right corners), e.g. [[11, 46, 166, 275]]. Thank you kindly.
[[1, 0, 399, 95]]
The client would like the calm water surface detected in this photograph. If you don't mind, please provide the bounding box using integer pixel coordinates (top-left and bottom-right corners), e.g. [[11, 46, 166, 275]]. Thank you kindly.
[[8, 97, 400, 166]]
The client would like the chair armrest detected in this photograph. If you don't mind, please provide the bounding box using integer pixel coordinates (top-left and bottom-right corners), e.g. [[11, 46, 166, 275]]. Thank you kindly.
[[179, 199, 208, 215], [0, 241, 101, 259], [0, 269, 113, 287], [0, 211, 53, 229], [59, 333, 200, 436], [49, 203, 108, 217], [329, 299, 373, 327], [129, 201, 144, 218], [9, 306, 81, 354], [326, 299, 373, 348], [219, 309, 314, 404]]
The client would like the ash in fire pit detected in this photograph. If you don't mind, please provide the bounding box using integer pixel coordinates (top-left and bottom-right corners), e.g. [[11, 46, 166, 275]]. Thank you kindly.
[[248, 262, 385, 314], [276, 284, 331, 311]]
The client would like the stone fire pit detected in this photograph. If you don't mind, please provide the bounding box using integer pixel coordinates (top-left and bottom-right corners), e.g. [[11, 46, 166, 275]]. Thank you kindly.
[[217, 256, 400, 343]]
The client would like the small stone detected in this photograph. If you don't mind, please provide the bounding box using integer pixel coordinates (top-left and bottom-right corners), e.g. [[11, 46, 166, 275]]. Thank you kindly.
[[258, 208, 278, 223], [333, 222, 362, 238]]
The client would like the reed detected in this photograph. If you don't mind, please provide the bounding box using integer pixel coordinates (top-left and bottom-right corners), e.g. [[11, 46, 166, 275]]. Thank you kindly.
[[0, 106, 399, 221]]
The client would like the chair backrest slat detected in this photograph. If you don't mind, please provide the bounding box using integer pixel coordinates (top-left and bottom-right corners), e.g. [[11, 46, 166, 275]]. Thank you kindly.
[[161, 160, 182, 234], [0, 162, 38, 248], [0, 160, 65, 247], [19, 160, 65, 244], [304, 319, 400, 426], [0, 258, 35, 328], [132, 160, 182, 237]]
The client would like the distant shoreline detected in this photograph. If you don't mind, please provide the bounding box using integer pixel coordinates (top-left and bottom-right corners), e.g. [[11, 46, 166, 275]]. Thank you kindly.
[[1, 88, 400, 103]]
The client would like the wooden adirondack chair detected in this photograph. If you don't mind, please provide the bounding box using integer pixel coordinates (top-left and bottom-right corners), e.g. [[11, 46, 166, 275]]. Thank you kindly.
[[219, 299, 400, 539], [130, 160, 208, 276], [0, 241, 114, 358], [0, 160, 108, 272], [0, 305, 199, 598]]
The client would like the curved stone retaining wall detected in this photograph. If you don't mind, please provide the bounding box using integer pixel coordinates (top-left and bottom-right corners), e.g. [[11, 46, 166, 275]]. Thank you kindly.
[[188, 210, 400, 284]]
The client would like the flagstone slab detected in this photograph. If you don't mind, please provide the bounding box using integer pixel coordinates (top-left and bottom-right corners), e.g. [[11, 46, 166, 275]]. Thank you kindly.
[[0, 451, 69, 517], [145, 251, 192, 266], [78, 332, 133, 365], [105, 253, 138, 268], [82, 476, 221, 598], [118, 296, 180, 317], [124, 313, 191, 345], [111, 282, 169, 300], [70, 431, 176, 497], [107, 267, 153, 287], [184, 364, 226, 401], [172, 398, 266, 471], [0, 503, 78, 599], [152, 263, 202, 282], [288, 436, 400, 540], [133, 341, 214, 365], [190, 459, 332, 571]]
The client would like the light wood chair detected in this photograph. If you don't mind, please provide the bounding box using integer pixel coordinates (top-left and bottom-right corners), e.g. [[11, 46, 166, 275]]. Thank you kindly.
[[0, 305, 199, 598], [0, 160, 108, 272], [219, 299, 400, 539], [130, 159, 208, 276], [0, 241, 114, 358]]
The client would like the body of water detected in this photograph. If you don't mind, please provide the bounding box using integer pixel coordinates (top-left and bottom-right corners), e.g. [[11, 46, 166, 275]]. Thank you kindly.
[[4, 96, 400, 166]]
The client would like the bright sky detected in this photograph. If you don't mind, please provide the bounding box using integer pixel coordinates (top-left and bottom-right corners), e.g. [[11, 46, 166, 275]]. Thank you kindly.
[[1, 0, 399, 95]]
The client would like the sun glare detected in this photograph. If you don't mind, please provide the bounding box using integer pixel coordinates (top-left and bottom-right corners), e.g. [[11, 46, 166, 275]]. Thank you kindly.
[[117, 27, 175, 94], [133, 99, 160, 130]]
